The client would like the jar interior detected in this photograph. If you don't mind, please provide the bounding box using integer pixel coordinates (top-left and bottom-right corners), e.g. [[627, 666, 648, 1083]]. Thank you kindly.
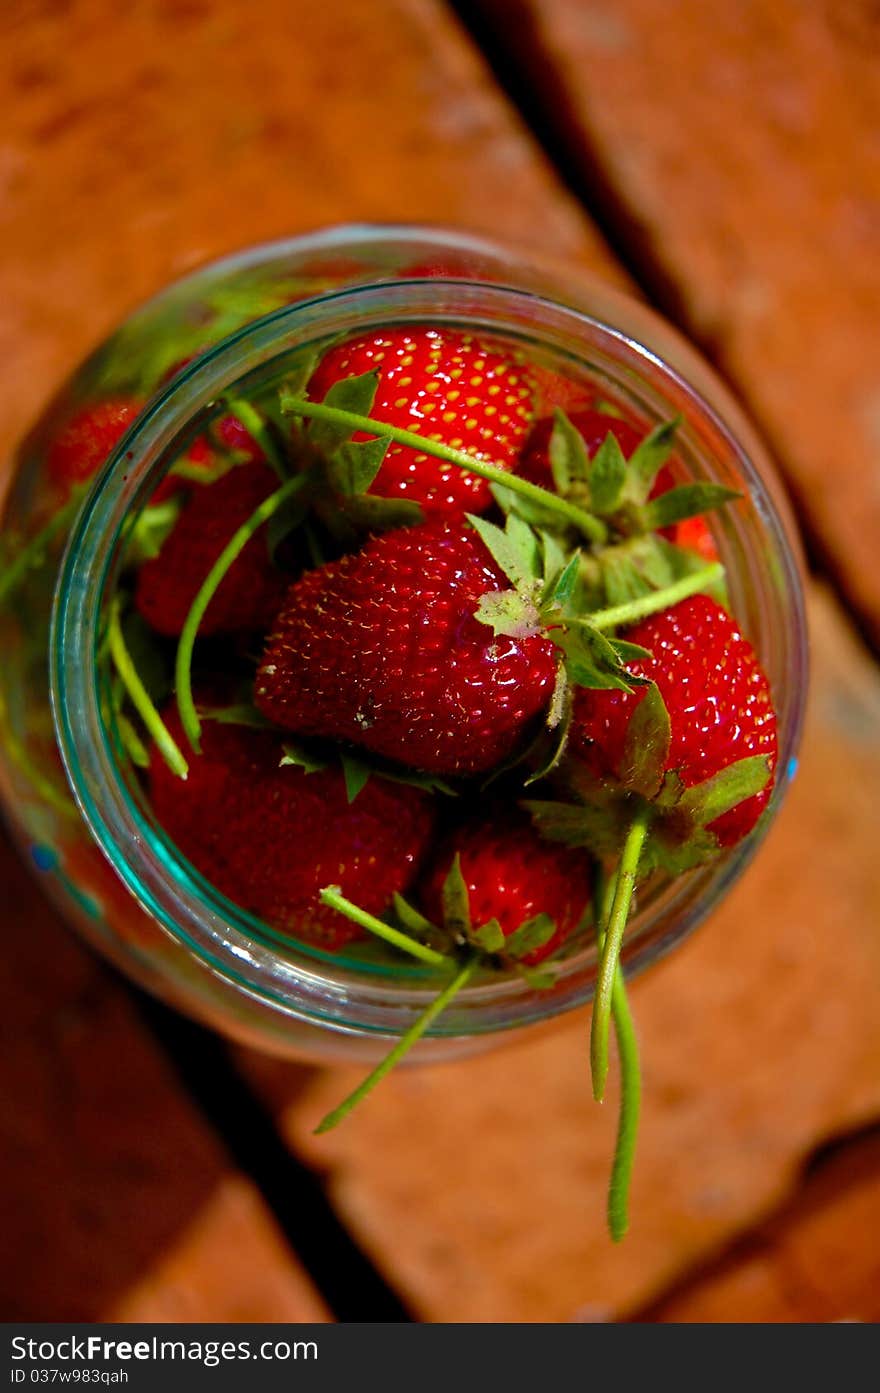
[[51, 281, 807, 1038]]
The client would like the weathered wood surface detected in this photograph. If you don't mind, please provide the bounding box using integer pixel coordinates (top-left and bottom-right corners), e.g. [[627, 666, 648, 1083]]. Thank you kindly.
[[3, 0, 880, 1323], [0, 833, 329, 1321], [471, 0, 880, 646], [637, 1129, 880, 1323]]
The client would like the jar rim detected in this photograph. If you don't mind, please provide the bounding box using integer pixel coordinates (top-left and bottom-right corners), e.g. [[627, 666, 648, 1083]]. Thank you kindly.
[[50, 234, 808, 1040]]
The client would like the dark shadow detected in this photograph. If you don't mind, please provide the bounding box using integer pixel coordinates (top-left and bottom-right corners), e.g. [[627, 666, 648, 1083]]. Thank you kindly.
[[0, 827, 410, 1321]]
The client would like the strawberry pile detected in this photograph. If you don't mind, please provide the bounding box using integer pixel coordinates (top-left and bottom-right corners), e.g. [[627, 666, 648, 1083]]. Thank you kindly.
[[86, 322, 780, 1241]]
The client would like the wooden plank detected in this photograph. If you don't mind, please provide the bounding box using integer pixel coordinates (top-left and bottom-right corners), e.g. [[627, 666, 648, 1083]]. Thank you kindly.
[[242, 585, 880, 1321], [6, 0, 880, 1325], [468, 0, 880, 645], [0, 831, 330, 1321], [636, 1130, 880, 1323], [0, 0, 617, 473]]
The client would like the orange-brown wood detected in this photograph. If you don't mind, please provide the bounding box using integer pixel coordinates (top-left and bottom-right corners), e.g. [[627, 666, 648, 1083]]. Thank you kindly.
[[471, 0, 880, 645], [636, 1130, 880, 1323], [4, 0, 880, 1325], [0, 832, 329, 1321]]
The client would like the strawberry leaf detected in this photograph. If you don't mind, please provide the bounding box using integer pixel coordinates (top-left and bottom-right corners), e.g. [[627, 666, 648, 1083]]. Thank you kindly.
[[524, 798, 625, 856], [562, 623, 641, 693], [326, 494, 424, 535], [340, 750, 372, 803], [504, 912, 556, 960], [645, 826, 721, 875], [391, 893, 440, 940], [326, 435, 391, 497], [467, 513, 541, 590], [474, 589, 541, 638], [544, 551, 580, 609], [304, 369, 380, 451], [524, 674, 571, 786], [622, 417, 680, 503], [549, 408, 590, 491], [619, 682, 670, 798], [202, 703, 276, 729], [490, 482, 564, 531], [441, 853, 472, 938], [516, 964, 559, 990], [280, 740, 330, 775], [126, 498, 182, 564], [470, 919, 506, 954], [610, 638, 653, 663], [676, 754, 772, 827], [588, 432, 628, 515], [639, 482, 740, 531]]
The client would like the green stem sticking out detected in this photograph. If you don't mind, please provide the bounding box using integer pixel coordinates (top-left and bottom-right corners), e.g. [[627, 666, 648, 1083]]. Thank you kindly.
[[0, 491, 84, 606], [315, 956, 479, 1134], [590, 807, 650, 1102], [319, 886, 451, 968], [223, 398, 288, 481], [587, 562, 724, 632], [606, 967, 641, 1242], [175, 474, 307, 753], [108, 597, 189, 779], [281, 394, 608, 544]]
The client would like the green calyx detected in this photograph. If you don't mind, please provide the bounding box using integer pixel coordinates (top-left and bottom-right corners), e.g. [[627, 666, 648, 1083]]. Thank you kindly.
[[524, 678, 774, 877], [496, 409, 738, 611]]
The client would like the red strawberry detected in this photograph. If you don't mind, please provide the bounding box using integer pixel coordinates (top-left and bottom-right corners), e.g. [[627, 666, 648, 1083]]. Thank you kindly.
[[307, 327, 536, 517], [519, 409, 717, 559], [421, 815, 591, 965], [149, 712, 436, 950], [135, 461, 288, 637], [570, 594, 777, 846], [47, 398, 143, 493], [255, 521, 558, 774]]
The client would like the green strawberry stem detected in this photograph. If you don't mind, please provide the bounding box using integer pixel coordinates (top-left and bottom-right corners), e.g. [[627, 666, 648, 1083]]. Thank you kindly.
[[586, 562, 724, 632], [314, 955, 479, 1134], [595, 866, 641, 1243], [319, 886, 451, 968], [0, 490, 84, 605], [280, 395, 608, 544], [590, 806, 650, 1102], [223, 398, 288, 480], [606, 967, 640, 1242], [175, 474, 307, 753], [108, 597, 189, 779]]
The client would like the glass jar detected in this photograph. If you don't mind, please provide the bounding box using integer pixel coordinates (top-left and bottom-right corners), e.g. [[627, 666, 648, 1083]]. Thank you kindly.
[[0, 225, 808, 1063]]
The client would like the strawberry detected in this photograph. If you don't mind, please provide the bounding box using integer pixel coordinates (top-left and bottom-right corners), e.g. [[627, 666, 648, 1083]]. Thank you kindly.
[[47, 398, 143, 493], [569, 594, 777, 847], [255, 521, 558, 774], [149, 710, 436, 950], [519, 408, 717, 560], [135, 461, 288, 637], [306, 327, 536, 517], [420, 814, 592, 965]]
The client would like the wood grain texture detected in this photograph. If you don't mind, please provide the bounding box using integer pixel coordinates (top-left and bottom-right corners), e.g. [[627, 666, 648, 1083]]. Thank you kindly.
[[242, 586, 880, 1322], [0, 832, 329, 1321], [636, 1129, 880, 1322], [470, 0, 880, 644], [0, 0, 616, 471], [4, 0, 880, 1325]]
